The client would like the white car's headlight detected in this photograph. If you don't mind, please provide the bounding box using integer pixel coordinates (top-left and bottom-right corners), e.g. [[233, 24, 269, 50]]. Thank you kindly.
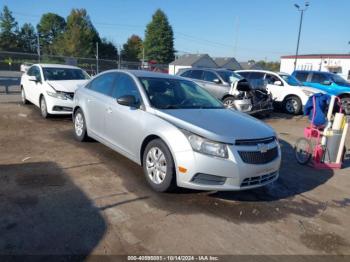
[[302, 89, 315, 97], [47, 91, 68, 100], [182, 130, 229, 158]]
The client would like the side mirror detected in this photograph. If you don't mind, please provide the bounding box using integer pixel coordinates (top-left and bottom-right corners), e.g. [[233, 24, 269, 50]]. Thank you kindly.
[[117, 95, 139, 107], [28, 75, 38, 82], [273, 80, 282, 86], [213, 78, 221, 84], [323, 80, 332, 85]]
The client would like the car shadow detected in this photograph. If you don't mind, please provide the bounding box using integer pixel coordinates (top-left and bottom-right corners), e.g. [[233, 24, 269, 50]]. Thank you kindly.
[[69, 132, 340, 224], [0, 161, 106, 255]]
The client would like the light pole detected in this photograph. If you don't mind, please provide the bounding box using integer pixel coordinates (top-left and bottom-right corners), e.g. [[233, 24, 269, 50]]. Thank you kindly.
[[293, 2, 309, 70]]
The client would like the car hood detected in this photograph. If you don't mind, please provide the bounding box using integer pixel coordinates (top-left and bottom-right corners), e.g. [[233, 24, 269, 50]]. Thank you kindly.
[[47, 80, 88, 93], [154, 108, 275, 143]]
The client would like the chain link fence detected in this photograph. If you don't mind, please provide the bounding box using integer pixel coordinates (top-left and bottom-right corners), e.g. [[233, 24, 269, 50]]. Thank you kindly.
[[0, 51, 168, 75]]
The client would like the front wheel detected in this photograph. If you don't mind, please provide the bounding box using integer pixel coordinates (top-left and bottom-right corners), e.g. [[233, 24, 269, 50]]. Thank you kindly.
[[40, 96, 50, 118], [340, 97, 350, 115], [295, 137, 313, 165], [222, 96, 236, 109], [143, 139, 177, 192], [74, 109, 89, 142], [21, 87, 29, 105], [283, 96, 302, 115]]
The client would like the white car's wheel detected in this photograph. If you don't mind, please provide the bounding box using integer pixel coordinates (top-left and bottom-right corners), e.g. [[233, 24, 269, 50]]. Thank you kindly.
[[223, 96, 236, 109], [143, 139, 176, 192], [40, 96, 49, 118], [283, 96, 302, 115], [21, 87, 29, 105]]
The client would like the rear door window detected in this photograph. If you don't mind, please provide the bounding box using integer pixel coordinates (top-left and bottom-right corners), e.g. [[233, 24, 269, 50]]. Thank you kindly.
[[189, 70, 204, 80], [88, 73, 115, 96], [203, 71, 218, 82], [265, 74, 280, 85], [294, 71, 309, 82], [180, 70, 192, 78], [248, 72, 265, 80], [311, 73, 328, 84]]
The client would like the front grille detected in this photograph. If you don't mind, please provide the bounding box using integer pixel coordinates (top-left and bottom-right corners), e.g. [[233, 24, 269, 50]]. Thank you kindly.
[[235, 136, 275, 146], [238, 147, 278, 164], [241, 172, 277, 187]]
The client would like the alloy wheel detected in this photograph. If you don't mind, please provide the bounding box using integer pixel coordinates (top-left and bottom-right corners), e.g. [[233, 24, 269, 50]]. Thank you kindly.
[[41, 98, 47, 117], [286, 99, 298, 113], [224, 99, 235, 108], [75, 113, 84, 137], [21, 89, 25, 104], [146, 147, 167, 184]]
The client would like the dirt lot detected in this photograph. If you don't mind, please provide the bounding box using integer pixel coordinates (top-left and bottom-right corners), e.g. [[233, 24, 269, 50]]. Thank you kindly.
[[0, 94, 350, 257]]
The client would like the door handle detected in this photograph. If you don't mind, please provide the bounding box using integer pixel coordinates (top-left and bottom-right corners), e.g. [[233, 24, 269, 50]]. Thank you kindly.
[[106, 107, 112, 114]]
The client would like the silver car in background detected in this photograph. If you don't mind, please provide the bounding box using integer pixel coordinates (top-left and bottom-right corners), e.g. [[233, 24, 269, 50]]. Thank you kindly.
[[177, 68, 273, 115], [73, 70, 281, 192]]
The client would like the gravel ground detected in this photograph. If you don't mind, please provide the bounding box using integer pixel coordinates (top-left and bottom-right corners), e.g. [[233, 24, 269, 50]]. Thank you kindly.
[[0, 94, 349, 258]]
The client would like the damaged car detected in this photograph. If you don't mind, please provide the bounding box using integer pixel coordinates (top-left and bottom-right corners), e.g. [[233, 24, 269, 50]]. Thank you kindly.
[[21, 64, 90, 118], [177, 68, 273, 116]]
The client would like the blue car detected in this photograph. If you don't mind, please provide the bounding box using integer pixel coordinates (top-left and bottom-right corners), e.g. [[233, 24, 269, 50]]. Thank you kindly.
[[292, 70, 350, 114]]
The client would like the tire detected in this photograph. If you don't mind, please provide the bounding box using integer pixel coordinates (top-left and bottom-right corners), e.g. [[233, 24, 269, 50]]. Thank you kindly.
[[222, 96, 236, 109], [283, 96, 302, 115], [294, 138, 313, 165], [40, 96, 50, 118], [73, 109, 89, 142], [21, 87, 29, 105], [142, 139, 177, 192]]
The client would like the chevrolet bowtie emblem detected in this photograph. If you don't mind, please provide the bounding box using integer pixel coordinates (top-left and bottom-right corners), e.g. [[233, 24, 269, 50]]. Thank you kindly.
[[257, 143, 268, 153]]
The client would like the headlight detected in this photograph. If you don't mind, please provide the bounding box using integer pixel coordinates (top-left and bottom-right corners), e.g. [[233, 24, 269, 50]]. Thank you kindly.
[[302, 89, 315, 97], [47, 91, 68, 100], [182, 130, 229, 158]]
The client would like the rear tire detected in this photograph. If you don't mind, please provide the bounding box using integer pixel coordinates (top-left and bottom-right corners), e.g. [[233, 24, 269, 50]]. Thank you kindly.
[[40, 96, 50, 118], [295, 138, 313, 165], [142, 139, 177, 192], [283, 96, 302, 115], [73, 109, 88, 142]]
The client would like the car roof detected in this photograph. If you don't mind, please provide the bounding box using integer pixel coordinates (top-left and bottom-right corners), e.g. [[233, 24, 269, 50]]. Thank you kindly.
[[235, 69, 276, 74], [102, 69, 185, 80], [294, 70, 332, 75], [34, 63, 83, 69]]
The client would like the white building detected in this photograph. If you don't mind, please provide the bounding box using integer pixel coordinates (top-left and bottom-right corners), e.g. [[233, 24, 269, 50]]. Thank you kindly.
[[280, 54, 350, 80], [168, 54, 217, 75]]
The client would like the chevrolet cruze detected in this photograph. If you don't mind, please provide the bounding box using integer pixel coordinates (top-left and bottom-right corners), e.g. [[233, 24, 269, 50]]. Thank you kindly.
[[73, 70, 281, 192]]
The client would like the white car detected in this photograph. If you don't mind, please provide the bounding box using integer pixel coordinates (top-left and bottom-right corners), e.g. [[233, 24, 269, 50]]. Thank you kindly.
[[236, 70, 322, 114], [21, 64, 90, 118]]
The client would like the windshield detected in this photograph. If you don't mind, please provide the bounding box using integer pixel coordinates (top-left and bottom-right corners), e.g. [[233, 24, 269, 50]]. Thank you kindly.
[[139, 77, 224, 109], [279, 74, 302, 86], [43, 68, 90, 81], [217, 70, 242, 84], [331, 74, 349, 85]]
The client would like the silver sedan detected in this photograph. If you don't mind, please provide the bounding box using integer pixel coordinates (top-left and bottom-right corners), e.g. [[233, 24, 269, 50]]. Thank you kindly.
[[73, 70, 281, 192]]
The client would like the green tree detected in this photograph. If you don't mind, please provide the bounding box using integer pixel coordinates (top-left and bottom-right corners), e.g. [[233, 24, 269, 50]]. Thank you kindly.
[[19, 23, 37, 53], [99, 38, 118, 60], [256, 60, 281, 72], [57, 9, 99, 57], [37, 13, 66, 54], [0, 5, 20, 51], [143, 9, 175, 64], [121, 35, 143, 61]]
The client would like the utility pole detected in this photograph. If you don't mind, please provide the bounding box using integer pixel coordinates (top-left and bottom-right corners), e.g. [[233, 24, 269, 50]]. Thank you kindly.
[[142, 47, 145, 69], [37, 33, 41, 63], [293, 2, 310, 71], [118, 44, 122, 69], [96, 42, 99, 74]]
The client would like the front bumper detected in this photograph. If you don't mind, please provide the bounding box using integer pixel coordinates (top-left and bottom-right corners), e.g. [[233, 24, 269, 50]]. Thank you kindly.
[[45, 95, 74, 115], [174, 141, 281, 191]]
